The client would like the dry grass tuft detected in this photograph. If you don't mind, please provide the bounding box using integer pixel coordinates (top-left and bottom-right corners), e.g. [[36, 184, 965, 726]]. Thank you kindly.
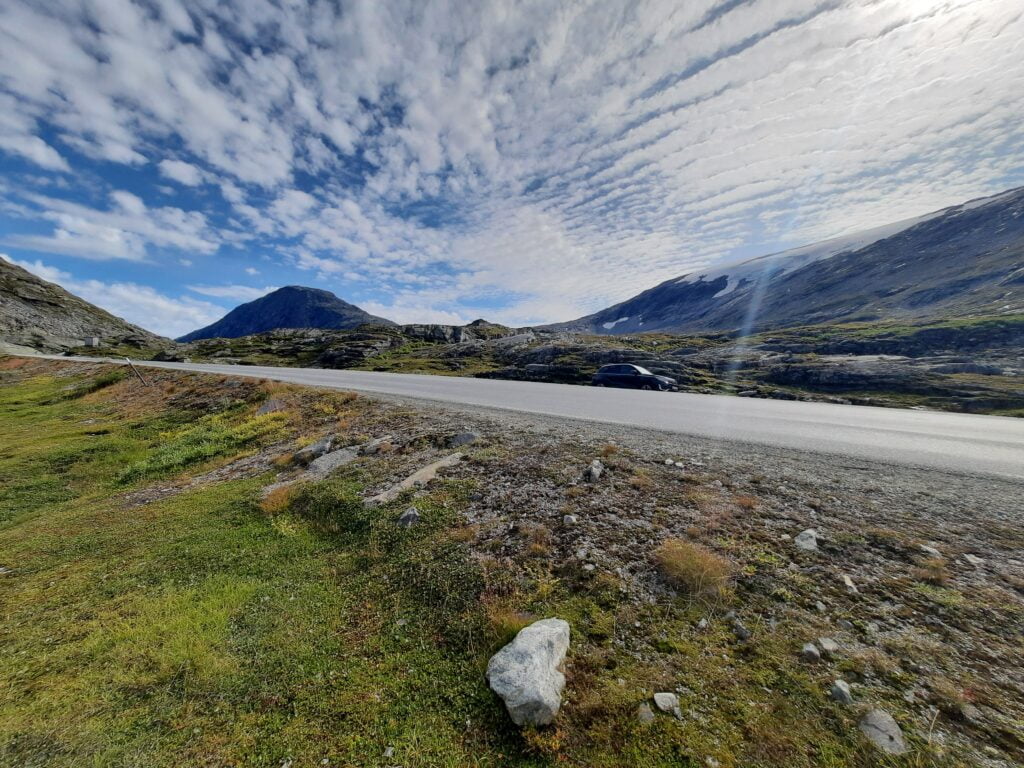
[[733, 494, 759, 510], [628, 469, 654, 490], [599, 443, 619, 458], [655, 538, 734, 600], [913, 556, 951, 586], [259, 484, 295, 515], [485, 602, 533, 646], [450, 524, 479, 543]]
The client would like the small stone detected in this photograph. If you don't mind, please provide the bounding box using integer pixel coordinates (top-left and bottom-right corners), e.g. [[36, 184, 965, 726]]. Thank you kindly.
[[383, 747, 394, 758], [801, 642, 821, 662], [696, 617, 709, 631], [653, 692, 679, 715], [257, 398, 286, 415], [664, 458, 674, 466], [841, 574, 858, 594], [563, 514, 578, 526], [585, 460, 604, 482], [794, 529, 818, 551], [815, 600, 827, 613], [582, 563, 596, 572], [637, 702, 656, 723], [919, 543, 942, 557], [837, 619, 854, 631], [830, 679, 853, 705], [818, 637, 840, 658], [397, 508, 421, 527], [858, 709, 908, 755], [359, 436, 393, 455], [705, 758, 720, 768], [731, 619, 752, 642], [674, 461, 685, 468], [963, 553, 984, 566], [294, 436, 333, 464]]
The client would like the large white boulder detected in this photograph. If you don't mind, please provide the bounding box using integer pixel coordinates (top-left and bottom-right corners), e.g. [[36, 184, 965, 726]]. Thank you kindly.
[[486, 618, 570, 726]]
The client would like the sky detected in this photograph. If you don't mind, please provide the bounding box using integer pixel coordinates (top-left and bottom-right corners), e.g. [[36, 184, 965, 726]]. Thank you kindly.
[[1, 0, 1023, 338]]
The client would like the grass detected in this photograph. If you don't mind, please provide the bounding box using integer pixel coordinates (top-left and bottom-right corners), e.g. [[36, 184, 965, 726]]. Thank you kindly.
[[0, 361, 960, 767], [654, 538, 734, 602]]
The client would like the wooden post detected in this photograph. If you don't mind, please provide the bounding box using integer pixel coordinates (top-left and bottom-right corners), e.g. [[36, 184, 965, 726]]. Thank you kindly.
[[124, 357, 149, 386]]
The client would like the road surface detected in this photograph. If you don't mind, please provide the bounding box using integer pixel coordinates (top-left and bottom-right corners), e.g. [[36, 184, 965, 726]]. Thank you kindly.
[[43, 356, 1024, 480]]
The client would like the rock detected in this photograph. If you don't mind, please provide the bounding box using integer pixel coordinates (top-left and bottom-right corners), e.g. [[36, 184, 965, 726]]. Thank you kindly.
[[858, 709, 908, 755], [818, 637, 840, 659], [366, 453, 463, 506], [295, 436, 333, 465], [919, 543, 942, 557], [696, 617, 709, 631], [830, 679, 854, 705], [637, 702, 656, 724], [841, 574, 859, 594], [794, 528, 819, 551], [801, 642, 821, 662], [307, 447, 359, 476], [359, 436, 393, 455], [653, 692, 678, 712], [584, 460, 604, 482], [563, 514, 578, 526], [963, 553, 984, 566], [486, 618, 570, 727], [664, 459, 674, 466], [815, 600, 827, 613], [448, 431, 480, 448], [397, 508, 421, 527], [731, 619, 752, 642]]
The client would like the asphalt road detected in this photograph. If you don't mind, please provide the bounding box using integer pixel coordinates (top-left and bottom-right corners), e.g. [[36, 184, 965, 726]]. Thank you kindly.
[[49, 356, 1024, 480]]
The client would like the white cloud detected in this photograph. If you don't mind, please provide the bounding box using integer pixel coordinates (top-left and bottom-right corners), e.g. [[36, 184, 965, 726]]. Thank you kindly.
[[158, 159, 204, 186], [187, 284, 277, 301], [3, 255, 225, 337], [0, 0, 1022, 323]]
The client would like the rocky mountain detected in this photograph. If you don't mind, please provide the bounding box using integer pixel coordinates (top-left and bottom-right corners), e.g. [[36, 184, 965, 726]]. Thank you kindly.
[[177, 285, 395, 342], [555, 186, 1024, 335], [0, 257, 164, 353]]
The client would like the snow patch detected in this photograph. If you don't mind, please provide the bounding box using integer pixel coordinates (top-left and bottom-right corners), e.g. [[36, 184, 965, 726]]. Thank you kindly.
[[602, 316, 630, 330]]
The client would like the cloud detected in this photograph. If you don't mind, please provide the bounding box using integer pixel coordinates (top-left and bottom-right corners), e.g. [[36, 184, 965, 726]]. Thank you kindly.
[[158, 159, 204, 186], [3, 255, 226, 337], [187, 284, 278, 301], [0, 0, 1022, 323]]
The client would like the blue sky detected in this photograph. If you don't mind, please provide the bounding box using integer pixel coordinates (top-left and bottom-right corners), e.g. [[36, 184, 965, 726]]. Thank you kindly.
[[1, 0, 1023, 337]]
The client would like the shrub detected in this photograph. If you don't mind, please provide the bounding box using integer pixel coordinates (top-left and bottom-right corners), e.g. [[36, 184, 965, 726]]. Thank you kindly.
[[912, 556, 950, 585], [259, 484, 294, 515], [655, 538, 734, 600]]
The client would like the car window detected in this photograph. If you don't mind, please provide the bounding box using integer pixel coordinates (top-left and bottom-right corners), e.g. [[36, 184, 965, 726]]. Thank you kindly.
[[633, 366, 653, 375]]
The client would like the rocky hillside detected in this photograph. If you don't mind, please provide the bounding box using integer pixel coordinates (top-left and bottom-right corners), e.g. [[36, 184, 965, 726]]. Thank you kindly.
[[0, 257, 164, 353], [555, 186, 1024, 335], [177, 285, 395, 342]]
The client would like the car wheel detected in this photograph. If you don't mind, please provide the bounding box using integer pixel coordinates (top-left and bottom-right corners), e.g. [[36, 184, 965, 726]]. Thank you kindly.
[[593, 382, 605, 387], [641, 384, 652, 391]]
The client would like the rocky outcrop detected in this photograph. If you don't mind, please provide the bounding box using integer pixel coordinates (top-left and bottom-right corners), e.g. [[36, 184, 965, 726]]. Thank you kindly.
[[0, 257, 165, 352], [486, 618, 570, 726]]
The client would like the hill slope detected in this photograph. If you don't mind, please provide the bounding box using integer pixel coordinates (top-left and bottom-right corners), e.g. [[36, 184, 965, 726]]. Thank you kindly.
[[556, 187, 1024, 334], [177, 285, 395, 342], [0, 257, 164, 352]]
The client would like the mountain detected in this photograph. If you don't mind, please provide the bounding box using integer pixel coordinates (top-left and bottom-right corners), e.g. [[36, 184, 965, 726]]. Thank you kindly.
[[178, 285, 395, 342], [0, 257, 164, 353], [554, 186, 1024, 335]]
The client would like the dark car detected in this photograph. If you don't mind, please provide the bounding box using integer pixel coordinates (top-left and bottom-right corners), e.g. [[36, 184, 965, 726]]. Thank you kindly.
[[591, 364, 678, 391]]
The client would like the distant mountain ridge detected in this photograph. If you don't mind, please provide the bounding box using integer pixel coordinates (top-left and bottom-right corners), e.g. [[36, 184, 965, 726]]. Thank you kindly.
[[0, 257, 164, 352], [177, 285, 395, 342], [552, 186, 1024, 335]]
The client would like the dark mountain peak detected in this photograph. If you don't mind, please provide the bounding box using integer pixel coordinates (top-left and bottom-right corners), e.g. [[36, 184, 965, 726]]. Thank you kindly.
[[177, 285, 395, 342]]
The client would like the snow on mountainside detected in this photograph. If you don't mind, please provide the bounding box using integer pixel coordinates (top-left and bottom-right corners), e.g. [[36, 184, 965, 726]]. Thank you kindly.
[[552, 186, 1024, 335]]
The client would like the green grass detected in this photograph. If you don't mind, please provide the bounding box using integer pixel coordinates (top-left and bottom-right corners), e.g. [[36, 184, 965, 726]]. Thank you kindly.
[[0, 365, 950, 766]]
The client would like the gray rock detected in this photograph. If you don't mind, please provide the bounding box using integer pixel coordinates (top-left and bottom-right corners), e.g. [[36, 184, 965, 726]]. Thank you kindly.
[[256, 398, 286, 415], [584, 460, 604, 482], [830, 679, 853, 705], [637, 702, 656, 724], [841, 574, 859, 594], [307, 447, 358, 476], [794, 528, 819, 551], [919, 543, 942, 558], [486, 618, 570, 727], [858, 709, 908, 755], [562, 514, 578, 526], [815, 600, 827, 613], [295, 436, 333, 464], [731, 619, 752, 642], [448, 431, 480, 448], [359, 436, 393, 455], [818, 637, 840, 659], [963, 553, 984, 566], [801, 642, 821, 662], [653, 692, 679, 713], [397, 508, 421, 527]]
